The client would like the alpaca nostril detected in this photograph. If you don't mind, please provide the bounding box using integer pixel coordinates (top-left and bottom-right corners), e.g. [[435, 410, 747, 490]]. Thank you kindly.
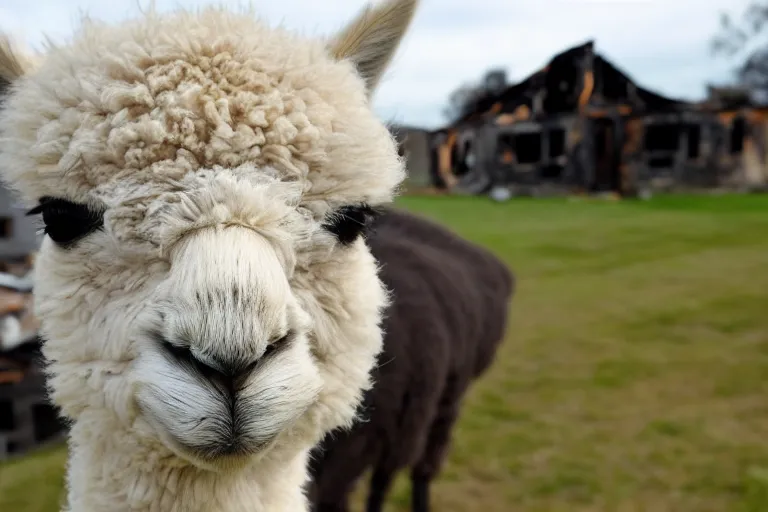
[[159, 337, 192, 362], [156, 333, 260, 381], [156, 335, 229, 379], [153, 330, 293, 380], [189, 351, 231, 380]]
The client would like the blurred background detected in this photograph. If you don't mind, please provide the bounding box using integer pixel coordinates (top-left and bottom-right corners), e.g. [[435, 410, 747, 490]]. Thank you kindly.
[[1, 1, 768, 511]]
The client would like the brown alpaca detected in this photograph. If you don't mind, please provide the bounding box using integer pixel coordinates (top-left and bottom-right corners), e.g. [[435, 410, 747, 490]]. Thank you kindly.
[[307, 207, 515, 512]]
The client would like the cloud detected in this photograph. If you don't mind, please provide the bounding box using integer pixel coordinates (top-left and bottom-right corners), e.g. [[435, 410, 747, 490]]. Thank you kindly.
[[0, 0, 756, 128]]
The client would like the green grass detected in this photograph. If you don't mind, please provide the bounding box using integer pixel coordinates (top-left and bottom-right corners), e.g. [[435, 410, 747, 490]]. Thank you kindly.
[[0, 445, 67, 512], [3, 193, 768, 511]]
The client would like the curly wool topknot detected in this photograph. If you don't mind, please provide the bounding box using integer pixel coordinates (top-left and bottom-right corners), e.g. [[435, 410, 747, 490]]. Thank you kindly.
[[0, 5, 405, 215]]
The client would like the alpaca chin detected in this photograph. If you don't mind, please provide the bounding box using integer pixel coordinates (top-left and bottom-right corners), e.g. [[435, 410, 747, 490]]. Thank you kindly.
[[132, 335, 323, 473], [65, 417, 314, 511]]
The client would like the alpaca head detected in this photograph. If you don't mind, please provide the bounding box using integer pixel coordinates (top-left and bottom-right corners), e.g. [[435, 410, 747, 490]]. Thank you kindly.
[[0, 0, 417, 470]]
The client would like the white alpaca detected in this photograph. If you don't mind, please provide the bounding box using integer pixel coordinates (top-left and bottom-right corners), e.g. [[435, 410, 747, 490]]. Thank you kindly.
[[0, 1, 418, 510]]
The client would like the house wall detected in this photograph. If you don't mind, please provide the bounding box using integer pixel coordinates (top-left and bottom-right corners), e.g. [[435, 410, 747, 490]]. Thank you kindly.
[[388, 126, 433, 191], [485, 116, 579, 186], [0, 186, 41, 260], [740, 112, 768, 188], [400, 129, 432, 189], [759, 120, 768, 185]]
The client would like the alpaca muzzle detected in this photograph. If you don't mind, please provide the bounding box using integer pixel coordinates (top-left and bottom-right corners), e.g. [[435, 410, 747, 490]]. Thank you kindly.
[[134, 224, 321, 465]]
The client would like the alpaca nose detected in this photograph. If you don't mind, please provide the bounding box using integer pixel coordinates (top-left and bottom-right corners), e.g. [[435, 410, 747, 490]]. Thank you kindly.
[[159, 336, 254, 380]]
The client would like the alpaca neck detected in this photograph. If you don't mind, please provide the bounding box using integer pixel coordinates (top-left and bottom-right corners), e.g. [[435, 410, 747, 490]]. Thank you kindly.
[[63, 418, 311, 512]]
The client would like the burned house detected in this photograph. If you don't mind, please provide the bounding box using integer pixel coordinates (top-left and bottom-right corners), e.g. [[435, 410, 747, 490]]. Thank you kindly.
[[429, 40, 768, 196]]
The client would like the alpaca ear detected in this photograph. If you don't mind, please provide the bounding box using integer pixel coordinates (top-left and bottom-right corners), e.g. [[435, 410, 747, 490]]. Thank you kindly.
[[328, 0, 419, 95], [0, 34, 34, 99]]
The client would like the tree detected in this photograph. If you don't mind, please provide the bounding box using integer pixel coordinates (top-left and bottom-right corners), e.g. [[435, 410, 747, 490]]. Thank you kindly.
[[441, 82, 484, 123], [712, 2, 768, 102], [442, 68, 510, 124]]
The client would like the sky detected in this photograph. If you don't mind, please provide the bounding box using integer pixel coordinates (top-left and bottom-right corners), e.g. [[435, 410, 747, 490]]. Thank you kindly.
[[0, 0, 757, 129]]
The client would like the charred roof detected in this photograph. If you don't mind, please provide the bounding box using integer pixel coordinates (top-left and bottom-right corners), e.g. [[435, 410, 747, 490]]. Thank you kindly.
[[448, 40, 692, 128], [701, 85, 758, 111]]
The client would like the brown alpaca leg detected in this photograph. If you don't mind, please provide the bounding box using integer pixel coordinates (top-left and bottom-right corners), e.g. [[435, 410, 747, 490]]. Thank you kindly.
[[314, 503, 350, 512], [310, 479, 353, 512], [410, 376, 468, 512], [410, 411, 456, 512], [309, 426, 378, 512], [410, 472, 430, 512], [310, 464, 364, 512], [366, 464, 398, 512]]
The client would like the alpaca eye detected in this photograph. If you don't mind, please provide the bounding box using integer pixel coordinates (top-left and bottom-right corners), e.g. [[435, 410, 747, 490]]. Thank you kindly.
[[26, 196, 104, 248], [322, 204, 380, 245]]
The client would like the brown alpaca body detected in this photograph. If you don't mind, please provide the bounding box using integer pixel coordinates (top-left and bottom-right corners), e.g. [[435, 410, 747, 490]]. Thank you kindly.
[[308, 208, 515, 512]]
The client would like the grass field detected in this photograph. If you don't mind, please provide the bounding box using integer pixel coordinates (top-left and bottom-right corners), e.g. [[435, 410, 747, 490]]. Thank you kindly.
[[2, 193, 768, 512]]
